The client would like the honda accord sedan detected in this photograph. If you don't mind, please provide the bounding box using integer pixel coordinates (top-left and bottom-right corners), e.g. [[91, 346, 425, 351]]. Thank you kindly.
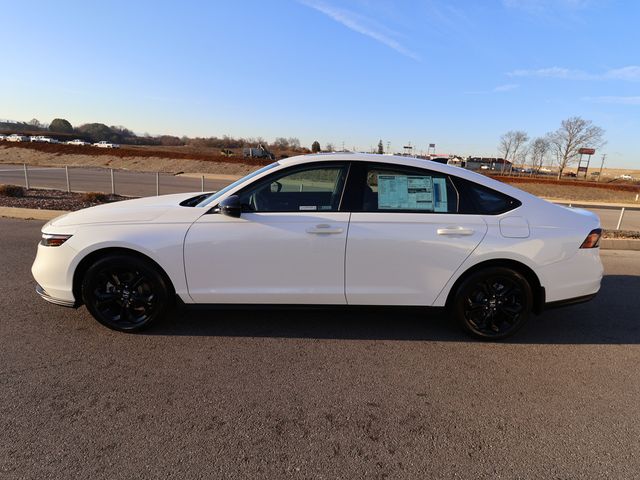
[[32, 153, 603, 339]]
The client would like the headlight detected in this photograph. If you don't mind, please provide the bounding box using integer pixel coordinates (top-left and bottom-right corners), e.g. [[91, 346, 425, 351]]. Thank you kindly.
[[41, 233, 73, 247]]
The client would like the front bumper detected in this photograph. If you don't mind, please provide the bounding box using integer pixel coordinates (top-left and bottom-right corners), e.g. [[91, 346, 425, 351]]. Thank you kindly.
[[35, 284, 79, 308]]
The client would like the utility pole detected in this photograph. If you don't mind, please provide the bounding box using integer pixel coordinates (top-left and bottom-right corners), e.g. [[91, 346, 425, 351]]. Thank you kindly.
[[597, 154, 606, 182]]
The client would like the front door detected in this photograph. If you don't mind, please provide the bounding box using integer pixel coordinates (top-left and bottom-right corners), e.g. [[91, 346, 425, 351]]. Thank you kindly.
[[184, 163, 350, 304]]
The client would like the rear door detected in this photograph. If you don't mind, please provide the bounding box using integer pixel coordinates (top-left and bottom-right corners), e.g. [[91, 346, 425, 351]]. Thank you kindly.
[[344, 162, 487, 306]]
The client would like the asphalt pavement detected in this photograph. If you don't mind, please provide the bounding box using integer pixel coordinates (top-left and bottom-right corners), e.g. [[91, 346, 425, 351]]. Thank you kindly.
[[1, 217, 640, 479], [1, 164, 639, 230]]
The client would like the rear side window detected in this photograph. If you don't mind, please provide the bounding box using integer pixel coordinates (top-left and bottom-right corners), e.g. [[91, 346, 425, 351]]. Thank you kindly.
[[361, 166, 458, 213], [454, 178, 521, 215]]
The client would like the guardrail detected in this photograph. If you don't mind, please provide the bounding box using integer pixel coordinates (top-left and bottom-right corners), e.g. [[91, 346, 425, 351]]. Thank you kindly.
[[2, 163, 639, 231], [1, 163, 211, 198]]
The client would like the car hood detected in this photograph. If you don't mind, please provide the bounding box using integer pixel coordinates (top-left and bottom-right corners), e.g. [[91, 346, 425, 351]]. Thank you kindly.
[[45, 192, 210, 228]]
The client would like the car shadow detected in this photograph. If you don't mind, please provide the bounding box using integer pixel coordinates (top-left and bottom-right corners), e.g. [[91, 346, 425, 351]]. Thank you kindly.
[[147, 275, 640, 345]]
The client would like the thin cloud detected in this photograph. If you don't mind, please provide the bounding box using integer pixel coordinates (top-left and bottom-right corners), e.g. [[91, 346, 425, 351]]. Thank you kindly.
[[464, 84, 519, 95], [508, 66, 640, 81], [493, 83, 519, 92], [299, 0, 420, 61], [583, 96, 640, 105], [503, 0, 591, 11]]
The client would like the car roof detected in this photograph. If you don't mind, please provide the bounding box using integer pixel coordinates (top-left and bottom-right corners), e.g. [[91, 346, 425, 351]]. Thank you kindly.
[[276, 153, 540, 204]]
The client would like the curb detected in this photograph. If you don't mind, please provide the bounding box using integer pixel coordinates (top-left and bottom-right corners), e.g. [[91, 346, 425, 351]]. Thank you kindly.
[[1, 206, 639, 251], [600, 238, 640, 251], [542, 198, 640, 210], [0, 207, 67, 221]]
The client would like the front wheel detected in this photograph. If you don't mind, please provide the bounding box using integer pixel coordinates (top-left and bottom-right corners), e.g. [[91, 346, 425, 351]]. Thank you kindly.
[[451, 267, 532, 340], [81, 254, 171, 332]]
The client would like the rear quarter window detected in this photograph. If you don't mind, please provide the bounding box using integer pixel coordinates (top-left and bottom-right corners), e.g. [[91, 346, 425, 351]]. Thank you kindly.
[[454, 178, 521, 215]]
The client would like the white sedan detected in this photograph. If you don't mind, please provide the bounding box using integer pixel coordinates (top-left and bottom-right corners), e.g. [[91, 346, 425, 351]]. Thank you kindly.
[[93, 140, 120, 148], [66, 139, 91, 146], [32, 154, 603, 339]]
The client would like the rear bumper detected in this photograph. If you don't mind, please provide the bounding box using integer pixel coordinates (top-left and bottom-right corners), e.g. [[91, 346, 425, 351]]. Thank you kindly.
[[544, 292, 597, 311], [35, 284, 79, 308]]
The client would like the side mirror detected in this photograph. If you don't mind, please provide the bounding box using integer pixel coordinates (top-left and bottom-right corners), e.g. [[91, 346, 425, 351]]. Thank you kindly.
[[219, 195, 242, 218]]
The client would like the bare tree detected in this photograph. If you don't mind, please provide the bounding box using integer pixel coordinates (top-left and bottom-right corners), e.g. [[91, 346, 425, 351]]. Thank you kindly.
[[324, 142, 335, 152], [547, 116, 605, 180], [528, 137, 550, 174], [498, 130, 529, 174]]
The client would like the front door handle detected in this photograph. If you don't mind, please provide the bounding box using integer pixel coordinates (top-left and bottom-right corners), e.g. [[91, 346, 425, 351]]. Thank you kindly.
[[306, 224, 343, 234], [437, 226, 475, 236]]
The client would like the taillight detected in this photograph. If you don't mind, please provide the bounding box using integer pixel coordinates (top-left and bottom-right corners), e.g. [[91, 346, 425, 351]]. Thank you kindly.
[[41, 233, 72, 247], [580, 228, 602, 249]]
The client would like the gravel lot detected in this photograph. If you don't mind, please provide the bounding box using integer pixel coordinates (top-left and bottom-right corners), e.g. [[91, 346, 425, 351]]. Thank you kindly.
[[2, 218, 640, 479], [0, 188, 126, 211]]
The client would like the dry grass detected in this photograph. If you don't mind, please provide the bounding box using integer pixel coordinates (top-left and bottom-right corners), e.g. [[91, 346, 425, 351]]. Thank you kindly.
[[80, 192, 109, 203], [0, 184, 25, 197], [507, 182, 640, 203]]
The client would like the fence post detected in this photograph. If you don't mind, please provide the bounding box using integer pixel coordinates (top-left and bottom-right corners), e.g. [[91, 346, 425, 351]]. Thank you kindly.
[[616, 207, 626, 230], [23, 163, 29, 190], [65, 166, 70, 192], [110, 169, 115, 195], [201, 175, 205, 193], [156, 172, 159, 196]]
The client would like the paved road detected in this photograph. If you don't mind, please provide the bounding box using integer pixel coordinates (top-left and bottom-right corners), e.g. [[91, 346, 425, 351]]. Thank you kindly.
[[2, 164, 639, 230], [2, 217, 640, 479], [0, 164, 231, 197]]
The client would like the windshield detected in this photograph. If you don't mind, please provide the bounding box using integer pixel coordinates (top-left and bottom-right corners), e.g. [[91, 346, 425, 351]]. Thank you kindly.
[[196, 162, 279, 207]]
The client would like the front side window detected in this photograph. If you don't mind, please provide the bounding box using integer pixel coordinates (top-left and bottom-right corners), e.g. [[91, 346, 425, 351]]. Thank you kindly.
[[238, 164, 348, 212], [361, 166, 458, 213]]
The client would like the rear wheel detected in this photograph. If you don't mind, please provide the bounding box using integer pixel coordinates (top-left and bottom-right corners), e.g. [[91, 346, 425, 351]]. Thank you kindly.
[[452, 267, 532, 340], [81, 254, 171, 332]]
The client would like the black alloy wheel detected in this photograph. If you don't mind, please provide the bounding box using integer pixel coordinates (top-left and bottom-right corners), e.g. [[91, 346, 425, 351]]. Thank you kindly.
[[82, 254, 171, 332], [453, 267, 532, 340]]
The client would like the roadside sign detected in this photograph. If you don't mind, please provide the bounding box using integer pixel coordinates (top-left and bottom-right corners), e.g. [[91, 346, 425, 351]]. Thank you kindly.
[[579, 148, 596, 155]]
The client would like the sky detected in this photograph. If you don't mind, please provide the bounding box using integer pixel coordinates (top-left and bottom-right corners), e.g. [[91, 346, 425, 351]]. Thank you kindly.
[[1, 0, 638, 167]]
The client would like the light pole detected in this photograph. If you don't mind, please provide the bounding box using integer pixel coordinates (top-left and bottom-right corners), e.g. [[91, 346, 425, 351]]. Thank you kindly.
[[597, 154, 606, 182]]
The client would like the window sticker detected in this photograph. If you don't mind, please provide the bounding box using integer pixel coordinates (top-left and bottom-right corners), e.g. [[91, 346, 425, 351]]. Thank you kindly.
[[377, 174, 447, 211], [299, 205, 317, 211]]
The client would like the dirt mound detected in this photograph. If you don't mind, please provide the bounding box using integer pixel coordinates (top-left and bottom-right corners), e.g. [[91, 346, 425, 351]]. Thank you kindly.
[[491, 174, 640, 193], [0, 142, 271, 167]]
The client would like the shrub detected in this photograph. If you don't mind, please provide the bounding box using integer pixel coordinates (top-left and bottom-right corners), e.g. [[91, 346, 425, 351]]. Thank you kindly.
[[0, 184, 25, 197], [81, 192, 109, 203]]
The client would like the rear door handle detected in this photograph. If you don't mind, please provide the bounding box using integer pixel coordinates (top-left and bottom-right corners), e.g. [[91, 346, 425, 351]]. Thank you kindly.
[[306, 224, 344, 234], [437, 226, 475, 236]]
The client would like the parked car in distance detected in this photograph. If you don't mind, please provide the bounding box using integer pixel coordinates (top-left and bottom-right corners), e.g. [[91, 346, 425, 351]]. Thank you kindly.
[[618, 174, 634, 180], [30, 136, 58, 143], [32, 153, 604, 340], [6, 134, 29, 142], [93, 140, 120, 149], [0, 134, 6, 141], [66, 139, 91, 146]]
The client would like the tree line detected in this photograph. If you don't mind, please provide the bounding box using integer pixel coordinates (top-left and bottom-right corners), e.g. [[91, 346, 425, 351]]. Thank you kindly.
[[498, 116, 605, 180]]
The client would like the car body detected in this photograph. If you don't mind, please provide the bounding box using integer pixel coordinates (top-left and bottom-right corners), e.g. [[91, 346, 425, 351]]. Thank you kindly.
[[93, 140, 120, 149], [618, 174, 633, 181], [66, 139, 91, 146], [32, 153, 603, 339], [0, 134, 6, 141], [6, 134, 29, 142]]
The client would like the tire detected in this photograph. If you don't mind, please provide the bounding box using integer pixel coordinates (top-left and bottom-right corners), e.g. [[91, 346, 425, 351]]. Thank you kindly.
[[81, 254, 171, 332], [451, 267, 533, 340]]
